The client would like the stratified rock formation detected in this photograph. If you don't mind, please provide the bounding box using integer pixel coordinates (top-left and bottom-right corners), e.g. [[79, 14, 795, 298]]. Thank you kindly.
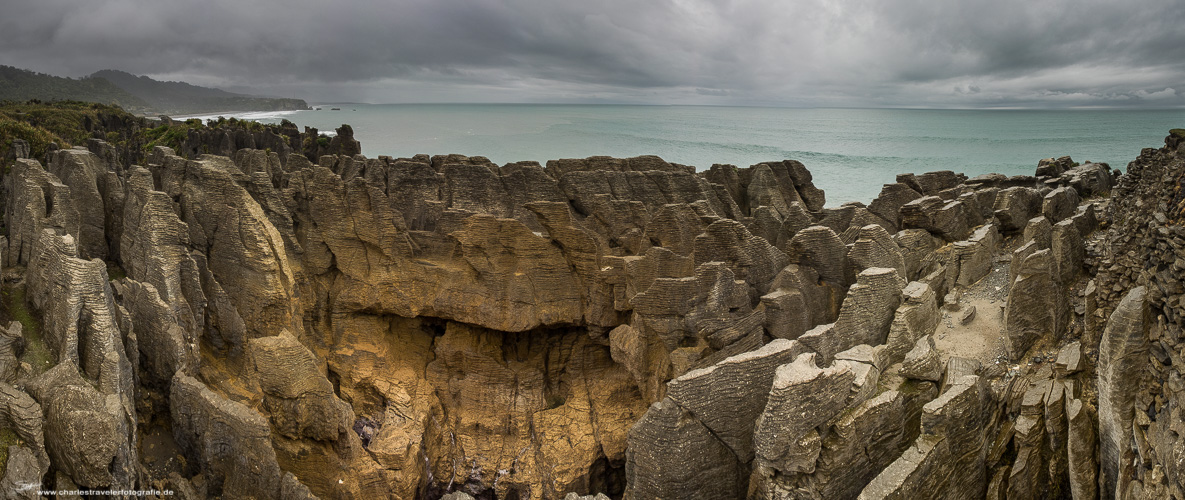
[[2, 119, 1182, 500]]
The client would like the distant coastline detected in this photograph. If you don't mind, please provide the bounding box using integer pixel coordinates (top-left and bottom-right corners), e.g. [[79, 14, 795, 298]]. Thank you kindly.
[[0, 65, 309, 116]]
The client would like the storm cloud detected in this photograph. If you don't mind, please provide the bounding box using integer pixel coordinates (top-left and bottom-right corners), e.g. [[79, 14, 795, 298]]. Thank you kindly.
[[1, 0, 1183, 107]]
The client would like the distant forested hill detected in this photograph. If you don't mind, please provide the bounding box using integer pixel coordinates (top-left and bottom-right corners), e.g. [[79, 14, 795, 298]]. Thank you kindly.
[[0, 66, 149, 111], [91, 69, 308, 115], [0, 66, 308, 115]]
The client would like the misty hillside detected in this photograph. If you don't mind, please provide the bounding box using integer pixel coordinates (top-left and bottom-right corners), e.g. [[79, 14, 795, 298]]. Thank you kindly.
[[0, 65, 149, 110], [0, 66, 307, 115], [91, 69, 308, 115]]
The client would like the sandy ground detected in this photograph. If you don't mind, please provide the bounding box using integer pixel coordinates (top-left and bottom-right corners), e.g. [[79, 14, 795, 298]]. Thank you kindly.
[[932, 254, 1012, 369]]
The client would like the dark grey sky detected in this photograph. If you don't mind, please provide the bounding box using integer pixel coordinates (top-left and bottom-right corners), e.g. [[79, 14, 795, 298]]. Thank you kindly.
[[3, 0, 1183, 107]]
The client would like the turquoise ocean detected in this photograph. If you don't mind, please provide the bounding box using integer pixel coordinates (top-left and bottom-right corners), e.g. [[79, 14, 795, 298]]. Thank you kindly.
[[191, 105, 1185, 206]]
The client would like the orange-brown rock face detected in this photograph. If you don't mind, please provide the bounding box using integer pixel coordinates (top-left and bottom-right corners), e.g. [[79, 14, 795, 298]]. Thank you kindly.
[[13, 124, 1156, 500], [1, 138, 840, 498]]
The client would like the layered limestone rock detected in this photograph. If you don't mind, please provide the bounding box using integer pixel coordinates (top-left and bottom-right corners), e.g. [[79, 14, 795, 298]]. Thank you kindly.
[[1097, 287, 1150, 498], [2, 124, 1181, 499]]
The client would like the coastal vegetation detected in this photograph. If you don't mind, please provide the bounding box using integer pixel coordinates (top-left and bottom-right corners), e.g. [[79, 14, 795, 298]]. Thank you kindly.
[[0, 100, 137, 161], [0, 65, 147, 110], [0, 65, 307, 115]]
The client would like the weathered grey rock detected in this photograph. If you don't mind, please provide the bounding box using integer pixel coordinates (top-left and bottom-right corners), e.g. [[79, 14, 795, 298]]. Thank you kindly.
[[1041, 186, 1079, 223], [942, 357, 981, 392], [884, 282, 940, 365], [0, 322, 23, 385], [747, 163, 798, 218], [1054, 341, 1084, 377], [950, 224, 999, 286], [248, 331, 351, 441], [840, 206, 897, 244], [857, 434, 944, 499], [625, 397, 746, 500], [1051, 219, 1084, 284], [816, 204, 857, 236], [993, 187, 1042, 232], [1059, 161, 1112, 197], [847, 224, 907, 284], [440, 492, 477, 500], [1008, 414, 1048, 499], [8, 138, 29, 160], [25, 230, 134, 396], [1037, 156, 1075, 177], [1, 445, 44, 500], [900, 196, 972, 241], [180, 155, 301, 339], [1004, 249, 1069, 359], [170, 373, 284, 499], [754, 353, 855, 472], [827, 268, 907, 362], [761, 288, 809, 340], [27, 363, 122, 488], [786, 225, 850, 287], [901, 336, 943, 382], [1009, 240, 1038, 286], [646, 203, 710, 256], [112, 280, 198, 385], [1069, 202, 1099, 238], [769, 263, 843, 328], [119, 167, 206, 344], [564, 493, 611, 500], [782, 382, 929, 499], [968, 187, 1000, 220], [666, 339, 804, 462], [1022, 216, 1052, 249], [922, 376, 991, 493], [836, 343, 889, 372], [4, 159, 79, 267], [898, 171, 965, 196], [958, 305, 976, 324], [1097, 287, 1149, 499], [46, 148, 121, 261], [0, 383, 46, 465], [1066, 398, 1098, 500], [893, 229, 942, 281], [868, 183, 923, 229], [693, 218, 790, 296], [754, 160, 826, 212]]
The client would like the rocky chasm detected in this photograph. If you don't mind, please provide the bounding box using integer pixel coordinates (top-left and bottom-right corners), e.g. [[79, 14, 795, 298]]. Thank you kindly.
[[0, 124, 1184, 499]]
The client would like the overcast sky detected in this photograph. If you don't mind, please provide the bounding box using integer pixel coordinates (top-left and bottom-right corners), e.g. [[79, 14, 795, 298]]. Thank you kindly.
[[2, 0, 1183, 108]]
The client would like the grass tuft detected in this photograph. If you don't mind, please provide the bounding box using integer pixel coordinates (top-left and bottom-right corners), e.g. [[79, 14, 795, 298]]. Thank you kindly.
[[1, 285, 52, 375]]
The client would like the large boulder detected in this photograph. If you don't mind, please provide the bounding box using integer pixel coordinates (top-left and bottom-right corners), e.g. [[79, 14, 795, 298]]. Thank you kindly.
[[1004, 249, 1069, 359], [170, 373, 285, 499], [666, 339, 805, 462], [248, 331, 351, 441], [992, 186, 1042, 232], [826, 268, 906, 362], [900, 196, 972, 241], [753, 353, 855, 473], [786, 226, 850, 287], [625, 397, 747, 500], [868, 183, 923, 229], [27, 363, 124, 489]]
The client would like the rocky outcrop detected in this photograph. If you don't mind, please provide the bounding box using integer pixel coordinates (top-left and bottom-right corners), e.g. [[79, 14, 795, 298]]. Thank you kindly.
[[169, 373, 288, 498], [2, 122, 1182, 499], [1097, 287, 1150, 498]]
